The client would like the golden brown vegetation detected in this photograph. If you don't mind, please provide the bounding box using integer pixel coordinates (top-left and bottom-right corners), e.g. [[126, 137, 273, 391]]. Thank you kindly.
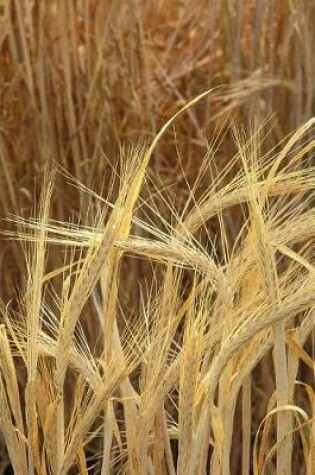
[[0, 1, 315, 474]]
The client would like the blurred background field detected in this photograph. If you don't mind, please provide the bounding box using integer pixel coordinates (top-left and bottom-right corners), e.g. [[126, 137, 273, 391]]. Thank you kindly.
[[0, 1, 315, 474]]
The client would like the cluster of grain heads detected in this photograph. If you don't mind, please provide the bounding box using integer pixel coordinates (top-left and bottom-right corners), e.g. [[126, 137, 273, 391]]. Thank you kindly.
[[0, 114, 315, 474]]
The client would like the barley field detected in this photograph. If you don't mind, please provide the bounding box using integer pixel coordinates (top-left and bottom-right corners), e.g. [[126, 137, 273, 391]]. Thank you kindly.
[[0, 1, 314, 474]]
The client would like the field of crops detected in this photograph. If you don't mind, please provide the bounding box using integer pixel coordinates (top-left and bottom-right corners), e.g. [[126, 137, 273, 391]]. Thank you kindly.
[[0, 2, 314, 474]]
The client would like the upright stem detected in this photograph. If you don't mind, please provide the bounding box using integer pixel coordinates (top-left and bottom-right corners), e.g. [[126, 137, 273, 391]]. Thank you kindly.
[[273, 321, 290, 475]]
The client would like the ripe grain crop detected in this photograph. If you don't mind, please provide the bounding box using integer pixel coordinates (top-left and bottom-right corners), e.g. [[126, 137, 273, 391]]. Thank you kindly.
[[0, 1, 315, 474]]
